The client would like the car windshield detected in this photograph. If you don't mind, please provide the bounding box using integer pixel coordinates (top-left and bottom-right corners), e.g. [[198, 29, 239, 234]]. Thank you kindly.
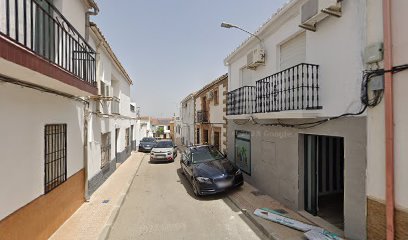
[[155, 141, 173, 148], [141, 138, 155, 142], [191, 146, 224, 163]]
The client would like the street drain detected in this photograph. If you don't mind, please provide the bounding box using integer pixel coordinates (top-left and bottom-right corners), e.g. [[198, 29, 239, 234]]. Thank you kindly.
[[102, 200, 110, 204]]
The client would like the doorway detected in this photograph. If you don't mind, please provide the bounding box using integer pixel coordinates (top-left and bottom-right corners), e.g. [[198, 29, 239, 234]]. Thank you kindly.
[[214, 131, 220, 150], [115, 128, 119, 162], [203, 129, 209, 144], [304, 134, 344, 230], [196, 128, 200, 144]]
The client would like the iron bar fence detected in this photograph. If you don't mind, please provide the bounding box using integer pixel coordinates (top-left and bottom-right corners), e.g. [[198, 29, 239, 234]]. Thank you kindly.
[[0, 0, 96, 86], [227, 63, 321, 115], [227, 86, 256, 115], [196, 110, 208, 123]]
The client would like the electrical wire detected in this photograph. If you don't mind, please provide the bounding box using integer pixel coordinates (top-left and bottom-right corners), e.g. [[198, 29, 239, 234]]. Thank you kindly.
[[241, 64, 408, 129], [0, 74, 89, 105]]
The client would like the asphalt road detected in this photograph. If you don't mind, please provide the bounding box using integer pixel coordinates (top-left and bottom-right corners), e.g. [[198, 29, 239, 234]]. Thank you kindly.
[[107, 153, 265, 240]]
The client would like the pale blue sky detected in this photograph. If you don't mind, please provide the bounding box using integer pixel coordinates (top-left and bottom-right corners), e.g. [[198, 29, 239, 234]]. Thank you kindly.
[[93, 0, 287, 117]]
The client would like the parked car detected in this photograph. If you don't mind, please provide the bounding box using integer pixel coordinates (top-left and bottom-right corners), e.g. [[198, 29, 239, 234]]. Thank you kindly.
[[138, 137, 157, 152], [180, 145, 243, 196], [150, 140, 177, 162]]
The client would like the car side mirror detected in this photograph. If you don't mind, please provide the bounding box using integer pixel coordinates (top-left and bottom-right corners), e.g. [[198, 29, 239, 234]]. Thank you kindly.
[[186, 159, 192, 166], [174, 145, 177, 148]]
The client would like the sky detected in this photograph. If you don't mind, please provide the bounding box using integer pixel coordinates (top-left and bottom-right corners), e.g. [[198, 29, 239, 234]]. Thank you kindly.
[[93, 0, 288, 117]]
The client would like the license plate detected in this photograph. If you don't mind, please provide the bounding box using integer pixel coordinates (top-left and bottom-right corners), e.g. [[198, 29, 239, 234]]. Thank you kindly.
[[216, 180, 233, 188]]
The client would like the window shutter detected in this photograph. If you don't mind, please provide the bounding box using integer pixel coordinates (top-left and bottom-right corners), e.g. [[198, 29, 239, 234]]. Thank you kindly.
[[280, 32, 306, 70]]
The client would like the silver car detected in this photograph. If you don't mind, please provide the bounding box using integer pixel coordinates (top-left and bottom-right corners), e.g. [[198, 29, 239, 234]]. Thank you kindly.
[[150, 140, 177, 162]]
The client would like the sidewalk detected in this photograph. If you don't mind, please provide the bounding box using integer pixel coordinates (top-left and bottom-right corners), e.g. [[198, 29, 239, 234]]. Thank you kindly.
[[50, 152, 145, 240], [227, 182, 314, 240]]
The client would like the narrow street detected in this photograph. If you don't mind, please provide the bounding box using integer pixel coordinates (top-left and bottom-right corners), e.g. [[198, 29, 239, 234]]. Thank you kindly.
[[107, 153, 264, 240]]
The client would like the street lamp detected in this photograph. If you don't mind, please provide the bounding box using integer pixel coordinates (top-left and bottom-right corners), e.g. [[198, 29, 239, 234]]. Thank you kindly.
[[220, 22, 263, 46]]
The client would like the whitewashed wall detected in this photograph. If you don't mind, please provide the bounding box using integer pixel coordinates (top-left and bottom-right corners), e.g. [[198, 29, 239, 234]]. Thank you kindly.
[[87, 30, 136, 181], [0, 84, 85, 221], [227, 0, 365, 118], [366, 0, 408, 210], [181, 97, 195, 145]]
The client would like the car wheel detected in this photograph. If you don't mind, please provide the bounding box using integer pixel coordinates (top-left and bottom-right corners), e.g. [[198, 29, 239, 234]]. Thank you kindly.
[[192, 179, 200, 197]]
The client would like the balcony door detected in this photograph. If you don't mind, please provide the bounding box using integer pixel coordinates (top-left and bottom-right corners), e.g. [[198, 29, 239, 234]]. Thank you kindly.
[[240, 67, 253, 87], [279, 32, 306, 71], [34, 0, 55, 61], [201, 96, 207, 112]]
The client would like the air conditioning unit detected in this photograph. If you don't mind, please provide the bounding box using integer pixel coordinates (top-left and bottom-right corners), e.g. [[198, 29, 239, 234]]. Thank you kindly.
[[299, 0, 342, 32], [247, 47, 265, 69], [207, 91, 214, 100]]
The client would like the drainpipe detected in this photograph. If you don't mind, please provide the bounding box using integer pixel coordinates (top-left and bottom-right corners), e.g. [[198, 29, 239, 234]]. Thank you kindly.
[[85, 2, 99, 41], [382, 0, 394, 239], [83, 101, 91, 201]]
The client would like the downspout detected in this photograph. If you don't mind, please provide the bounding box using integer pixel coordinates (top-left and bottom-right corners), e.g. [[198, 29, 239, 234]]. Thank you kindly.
[[85, 2, 99, 41], [83, 100, 91, 201], [382, 0, 394, 239], [84, 1, 99, 201]]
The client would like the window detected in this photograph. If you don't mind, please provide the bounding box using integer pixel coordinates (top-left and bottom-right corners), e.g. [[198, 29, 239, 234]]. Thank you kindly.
[[125, 128, 130, 146], [44, 124, 67, 193], [101, 132, 111, 168], [279, 32, 306, 70], [214, 89, 219, 105], [239, 67, 253, 87]]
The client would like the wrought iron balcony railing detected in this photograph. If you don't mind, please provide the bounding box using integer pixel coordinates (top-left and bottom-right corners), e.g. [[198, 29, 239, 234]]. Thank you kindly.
[[0, 0, 96, 86], [196, 110, 208, 123], [227, 86, 256, 115], [227, 63, 322, 116]]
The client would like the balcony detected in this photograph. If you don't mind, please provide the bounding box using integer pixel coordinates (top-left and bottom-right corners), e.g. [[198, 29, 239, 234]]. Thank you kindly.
[[0, 0, 97, 95], [227, 63, 322, 117], [196, 110, 208, 123]]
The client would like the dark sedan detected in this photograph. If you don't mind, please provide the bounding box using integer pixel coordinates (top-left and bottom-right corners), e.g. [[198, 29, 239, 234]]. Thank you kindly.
[[180, 145, 243, 196], [138, 137, 157, 152]]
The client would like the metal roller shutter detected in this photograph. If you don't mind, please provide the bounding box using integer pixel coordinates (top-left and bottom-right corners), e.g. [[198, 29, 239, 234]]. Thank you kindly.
[[280, 32, 306, 70]]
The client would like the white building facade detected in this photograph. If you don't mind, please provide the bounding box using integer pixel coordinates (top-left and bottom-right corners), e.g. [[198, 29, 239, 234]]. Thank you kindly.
[[365, 1, 408, 239], [180, 94, 195, 146], [225, 1, 367, 239], [0, 0, 100, 238], [87, 23, 137, 195]]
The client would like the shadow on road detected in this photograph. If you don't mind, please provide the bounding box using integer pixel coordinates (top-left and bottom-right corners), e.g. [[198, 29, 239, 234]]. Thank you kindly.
[[148, 160, 175, 164], [175, 166, 268, 239]]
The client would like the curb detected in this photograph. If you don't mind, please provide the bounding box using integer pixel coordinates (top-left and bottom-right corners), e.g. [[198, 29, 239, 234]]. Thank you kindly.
[[98, 153, 146, 240], [227, 194, 279, 240]]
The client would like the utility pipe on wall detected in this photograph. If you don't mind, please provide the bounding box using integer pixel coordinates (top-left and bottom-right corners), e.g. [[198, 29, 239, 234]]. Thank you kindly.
[[382, 0, 394, 239]]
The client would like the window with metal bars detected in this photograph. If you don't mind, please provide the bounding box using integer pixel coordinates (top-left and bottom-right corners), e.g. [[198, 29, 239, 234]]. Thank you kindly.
[[44, 124, 67, 194], [101, 132, 111, 168]]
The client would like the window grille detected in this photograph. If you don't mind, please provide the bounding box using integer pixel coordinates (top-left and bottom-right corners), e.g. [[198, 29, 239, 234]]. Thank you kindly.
[[44, 124, 67, 193]]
